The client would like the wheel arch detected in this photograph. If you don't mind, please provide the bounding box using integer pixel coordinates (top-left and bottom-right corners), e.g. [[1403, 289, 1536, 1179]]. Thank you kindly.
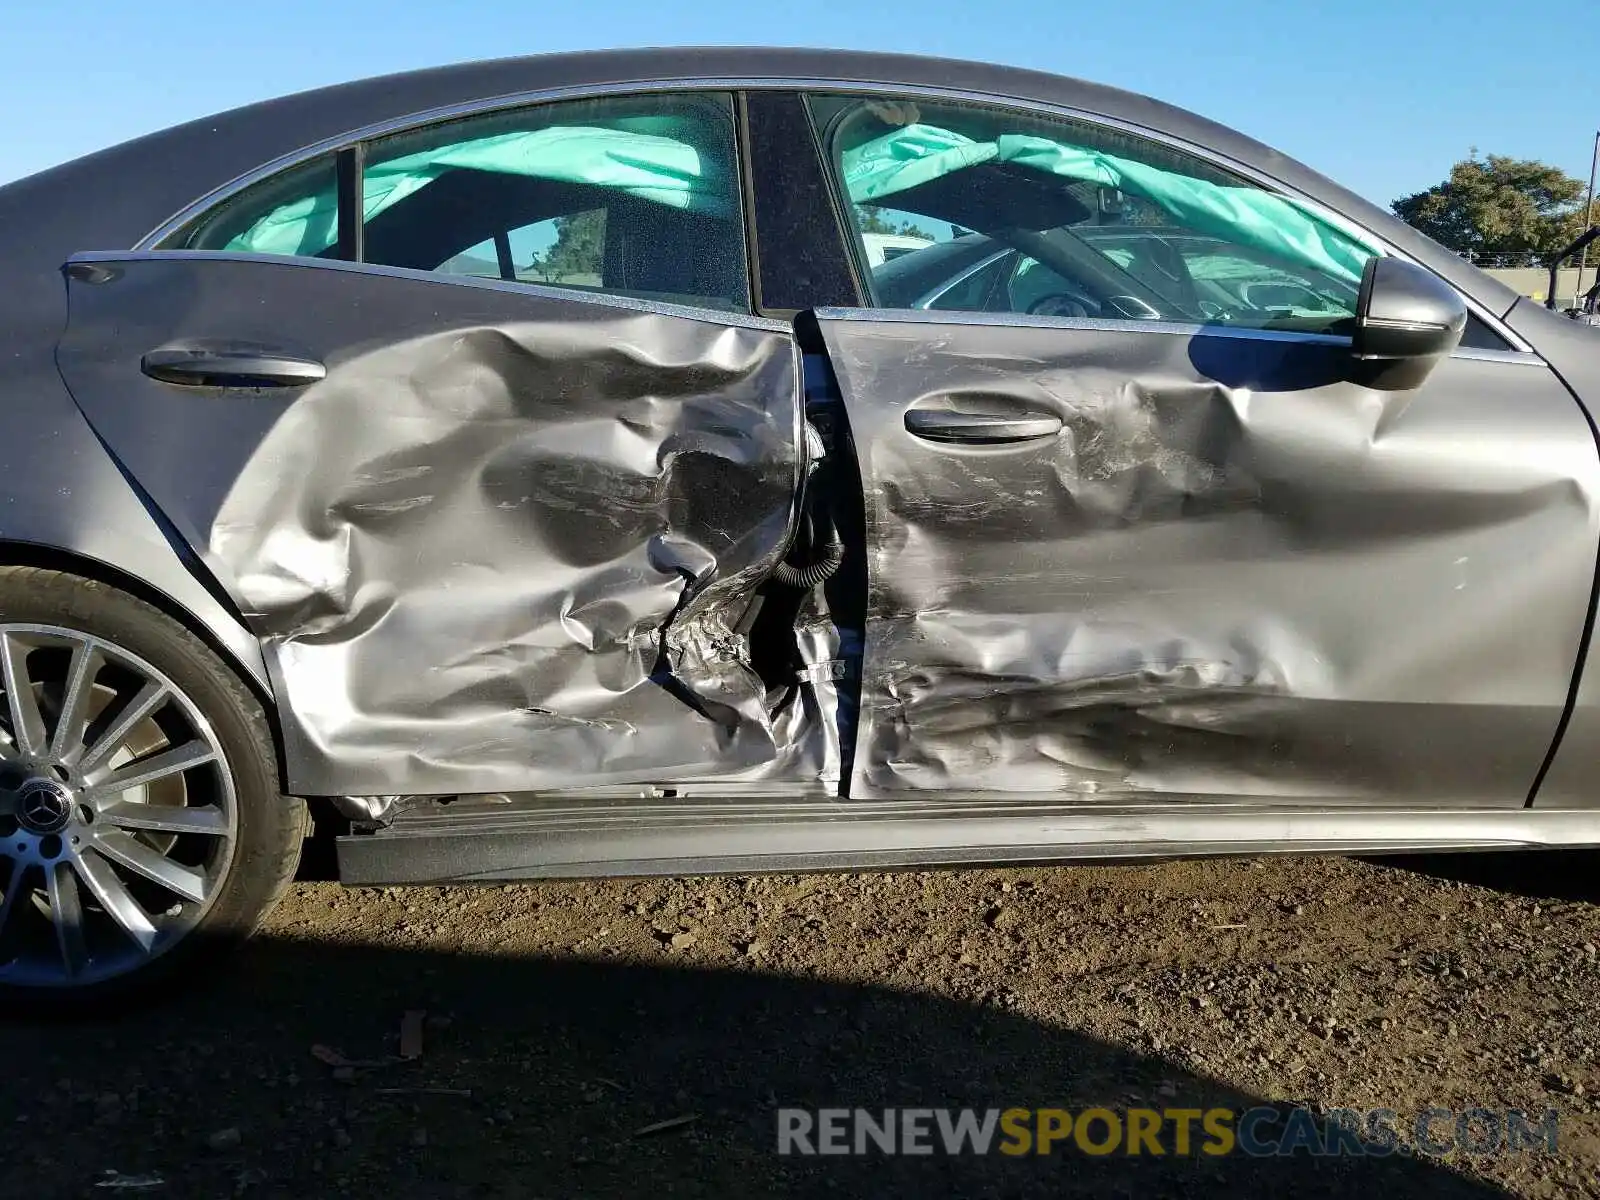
[[0, 539, 289, 790]]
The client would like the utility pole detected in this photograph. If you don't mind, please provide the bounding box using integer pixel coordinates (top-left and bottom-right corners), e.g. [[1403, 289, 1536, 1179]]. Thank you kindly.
[[1573, 132, 1599, 309]]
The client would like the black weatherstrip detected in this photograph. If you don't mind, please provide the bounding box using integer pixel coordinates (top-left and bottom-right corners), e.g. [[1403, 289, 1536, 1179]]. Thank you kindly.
[[733, 92, 766, 315], [741, 90, 861, 315], [336, 145, 365, 263]]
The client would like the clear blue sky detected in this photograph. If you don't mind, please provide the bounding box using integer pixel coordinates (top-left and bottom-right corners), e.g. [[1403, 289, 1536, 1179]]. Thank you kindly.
[[2, 0, 1596, 209]]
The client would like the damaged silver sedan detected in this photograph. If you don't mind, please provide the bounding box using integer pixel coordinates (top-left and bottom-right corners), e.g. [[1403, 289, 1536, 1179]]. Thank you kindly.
[[3, 48, 1600, 1003]]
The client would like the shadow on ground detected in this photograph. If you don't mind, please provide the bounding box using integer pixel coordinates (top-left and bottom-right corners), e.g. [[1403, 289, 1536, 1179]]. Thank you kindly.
[[1, 935, 1511, 1199], [1375, 849, 1600, 904]]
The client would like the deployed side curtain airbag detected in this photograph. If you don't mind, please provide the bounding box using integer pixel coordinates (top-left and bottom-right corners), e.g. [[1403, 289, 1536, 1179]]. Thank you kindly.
[[842, 124, 1373, 285], [840, 124, 1000, 204], [227, 125, 730, 257]]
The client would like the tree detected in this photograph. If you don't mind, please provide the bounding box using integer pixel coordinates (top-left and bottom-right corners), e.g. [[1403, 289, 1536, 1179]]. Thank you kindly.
[[854, 206, 935, 240], [531, 210, 606, 281], [1392, 154, 1591, 260]]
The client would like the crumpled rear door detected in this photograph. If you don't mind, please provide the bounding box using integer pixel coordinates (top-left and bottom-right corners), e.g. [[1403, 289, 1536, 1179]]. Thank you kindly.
[[56, 253, 809, 797]]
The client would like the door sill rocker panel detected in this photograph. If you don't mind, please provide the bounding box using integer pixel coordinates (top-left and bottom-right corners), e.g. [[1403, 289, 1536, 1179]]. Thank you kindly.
[[335, 800, 1600, 884]]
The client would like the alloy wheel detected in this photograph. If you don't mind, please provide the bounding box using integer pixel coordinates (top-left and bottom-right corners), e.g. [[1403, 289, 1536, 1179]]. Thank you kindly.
[[0, 624, 238, 987]]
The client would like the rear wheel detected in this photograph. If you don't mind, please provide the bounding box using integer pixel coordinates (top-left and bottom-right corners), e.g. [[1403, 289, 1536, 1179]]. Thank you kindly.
[[0, 567, 303, 1009]]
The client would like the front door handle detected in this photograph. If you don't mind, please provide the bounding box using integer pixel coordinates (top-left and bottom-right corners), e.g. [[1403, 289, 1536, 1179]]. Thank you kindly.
[[141, 348, 326, 388], [904, 409, 1062, 444]]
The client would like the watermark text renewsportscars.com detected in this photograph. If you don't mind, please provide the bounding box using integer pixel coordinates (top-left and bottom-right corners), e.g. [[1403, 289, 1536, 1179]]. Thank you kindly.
[[776, 1106, 1560, 1157]]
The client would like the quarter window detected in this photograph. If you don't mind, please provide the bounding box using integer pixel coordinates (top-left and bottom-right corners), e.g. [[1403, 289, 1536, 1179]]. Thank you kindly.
[[171, 93, 751, 312], [806, 94, 1381, 333]]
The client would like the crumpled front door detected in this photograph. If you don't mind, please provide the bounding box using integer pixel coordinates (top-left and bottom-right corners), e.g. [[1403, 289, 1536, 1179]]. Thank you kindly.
[[815, 308, 1600, 806]]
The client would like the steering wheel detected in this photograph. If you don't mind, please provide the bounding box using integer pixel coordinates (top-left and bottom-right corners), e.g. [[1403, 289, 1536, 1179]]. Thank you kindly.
[[1026, 288, 1100, 319]]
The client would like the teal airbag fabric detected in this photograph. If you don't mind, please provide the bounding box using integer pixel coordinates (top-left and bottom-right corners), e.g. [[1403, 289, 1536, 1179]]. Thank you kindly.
[[840, 124, 999, 204], [228, 125, 728, 256]]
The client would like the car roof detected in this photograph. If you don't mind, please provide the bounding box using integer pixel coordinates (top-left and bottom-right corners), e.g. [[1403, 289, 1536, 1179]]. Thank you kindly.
[[0, 47, 1521, 318]]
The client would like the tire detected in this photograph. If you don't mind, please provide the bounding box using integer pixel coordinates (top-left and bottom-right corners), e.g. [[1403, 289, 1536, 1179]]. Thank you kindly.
[[0, 566, 305, 1011]]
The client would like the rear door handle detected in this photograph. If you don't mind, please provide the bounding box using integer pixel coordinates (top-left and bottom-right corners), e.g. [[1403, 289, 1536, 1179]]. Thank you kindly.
[[904, 409, 1062, 444], [141, 348, 326, 388]]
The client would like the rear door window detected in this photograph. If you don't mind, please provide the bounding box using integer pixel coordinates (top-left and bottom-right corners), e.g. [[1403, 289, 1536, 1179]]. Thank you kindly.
[[170, 93, 751, 312]]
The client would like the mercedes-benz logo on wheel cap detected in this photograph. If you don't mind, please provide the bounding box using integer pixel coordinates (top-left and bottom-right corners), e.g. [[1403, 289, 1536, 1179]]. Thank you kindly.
[[16, 777, 73, 835]]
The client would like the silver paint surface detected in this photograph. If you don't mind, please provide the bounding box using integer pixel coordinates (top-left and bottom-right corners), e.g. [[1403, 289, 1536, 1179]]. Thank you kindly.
[[4, 48, 1598, 826], [337, 798, 1600, 884], [1504, 298, 1600, 806], [57, 256, 812, 799], [817, 310, 1600, 804]]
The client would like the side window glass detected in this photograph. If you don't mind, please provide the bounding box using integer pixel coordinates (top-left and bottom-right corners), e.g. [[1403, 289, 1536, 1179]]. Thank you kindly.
[[437, 211, 606, 285], [176, 156, 341, 258], [805, 94, 1380, 333], [926, 251, 1010, 311], [171, 93, 750, 313], [1006, 257, 1088, 317]]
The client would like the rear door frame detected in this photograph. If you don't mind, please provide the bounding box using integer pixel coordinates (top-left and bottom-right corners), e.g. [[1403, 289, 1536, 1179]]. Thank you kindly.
[[56, 76, 837, 804]]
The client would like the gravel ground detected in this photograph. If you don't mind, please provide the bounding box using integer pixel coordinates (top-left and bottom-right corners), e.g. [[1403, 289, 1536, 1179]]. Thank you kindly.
[[7, 849, 1600, 1198]]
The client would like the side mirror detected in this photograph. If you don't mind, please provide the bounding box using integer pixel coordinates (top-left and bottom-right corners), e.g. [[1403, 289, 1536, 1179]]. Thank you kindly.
[[1351, 257, 1466, 382]]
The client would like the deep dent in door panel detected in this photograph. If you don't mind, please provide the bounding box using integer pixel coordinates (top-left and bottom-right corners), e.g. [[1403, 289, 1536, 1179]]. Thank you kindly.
[[818, 314, 1599, 803], [216, 321, 812, 807], [58, 259, 822, 807]]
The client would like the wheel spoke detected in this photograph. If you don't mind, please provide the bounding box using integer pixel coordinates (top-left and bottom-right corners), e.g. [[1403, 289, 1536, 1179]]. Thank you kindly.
[[49, 640, 103, 761], [46, 861, 88, 976], [86, 740, 216, 796], [0, 860, 30, 938], [0, 623, 235, 987], [0, 631, 47, 760], [69, 680, 167, 774], [97, 800, 228, 837], [91, 829, 207, 904], [73, 848, 157, 951]]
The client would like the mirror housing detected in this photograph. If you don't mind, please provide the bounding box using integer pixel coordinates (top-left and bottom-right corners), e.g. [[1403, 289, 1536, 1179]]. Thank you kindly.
[[1351, 257, 1467, 379]]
